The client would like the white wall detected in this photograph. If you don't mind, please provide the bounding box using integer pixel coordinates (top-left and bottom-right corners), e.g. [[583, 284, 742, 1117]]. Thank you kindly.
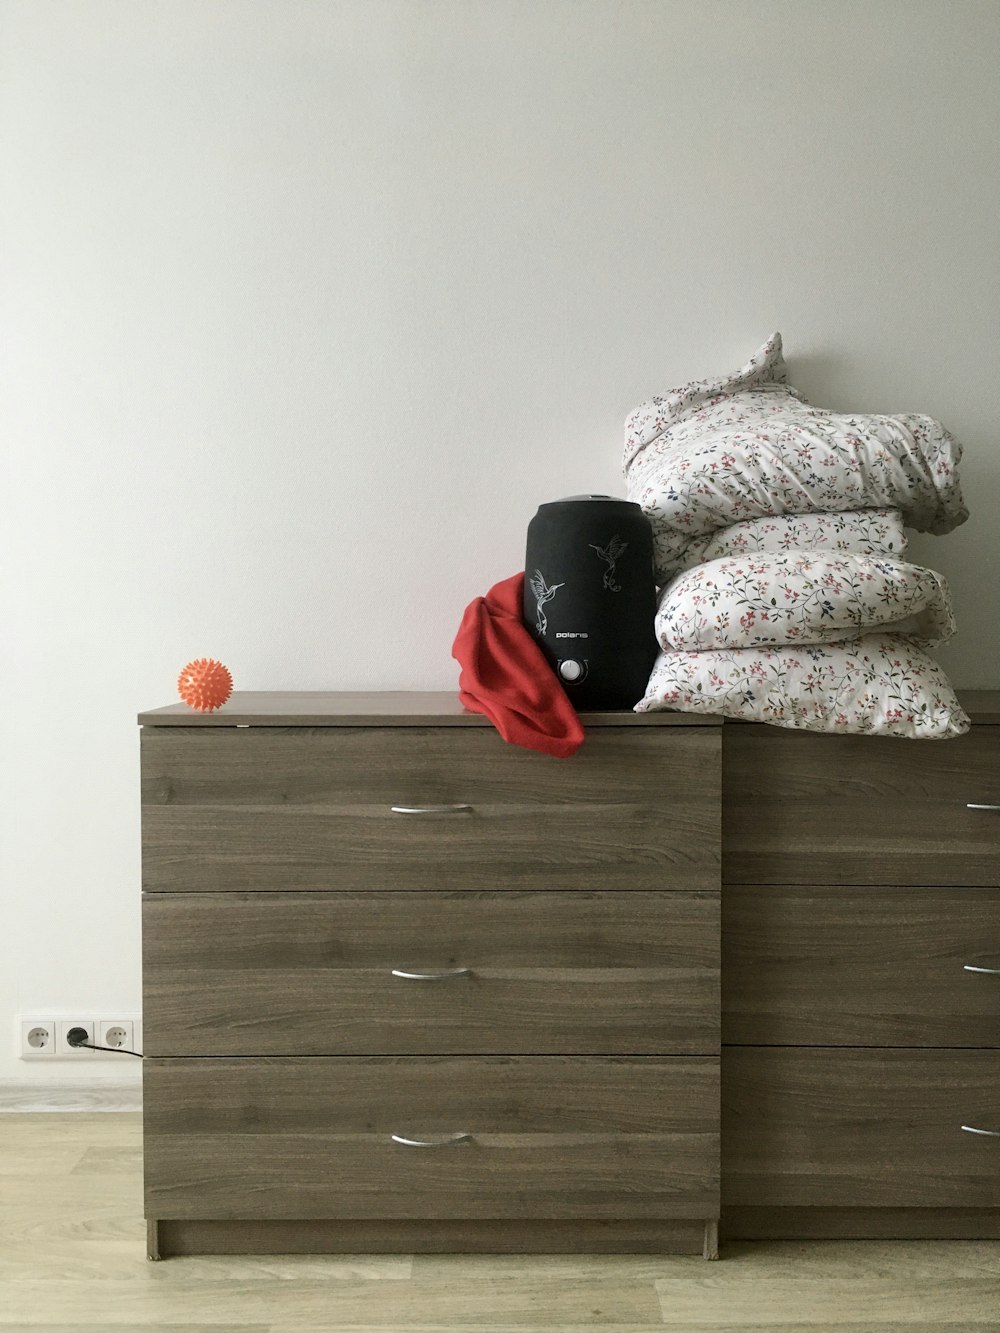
[[2, 0, 998, 1086]]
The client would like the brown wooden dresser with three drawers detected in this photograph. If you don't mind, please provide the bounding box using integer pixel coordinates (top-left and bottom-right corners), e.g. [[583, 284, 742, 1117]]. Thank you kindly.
[[139, 692, 723, 1259], [722, 690, 1000, 1240]]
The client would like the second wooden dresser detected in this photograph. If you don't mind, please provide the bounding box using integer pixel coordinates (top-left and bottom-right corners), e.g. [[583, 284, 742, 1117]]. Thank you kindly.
[[140, 692, 722, 1258], [721, 693, 1000, 1239]]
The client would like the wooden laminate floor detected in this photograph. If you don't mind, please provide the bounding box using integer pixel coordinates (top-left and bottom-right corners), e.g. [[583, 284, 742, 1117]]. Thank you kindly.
[[1, 1114, 998, 1330]]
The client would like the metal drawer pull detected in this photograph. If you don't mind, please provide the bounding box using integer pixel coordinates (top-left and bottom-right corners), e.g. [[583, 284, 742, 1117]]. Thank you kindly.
[[391, 1133, 473, 1148], [964, 963, 1000, 975], [966, 804, 1000, 811], [390, 804, 473, 815], [961, 1125, 1000, 1137], [391, 967, 472, 981]]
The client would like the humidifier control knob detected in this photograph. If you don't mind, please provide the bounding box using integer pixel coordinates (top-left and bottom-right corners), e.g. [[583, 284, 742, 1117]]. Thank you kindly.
[[559, 659, 584, 682]]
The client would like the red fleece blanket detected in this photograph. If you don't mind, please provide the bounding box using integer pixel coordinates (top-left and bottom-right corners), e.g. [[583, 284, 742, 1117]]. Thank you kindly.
[[452, 572, 585, 759]]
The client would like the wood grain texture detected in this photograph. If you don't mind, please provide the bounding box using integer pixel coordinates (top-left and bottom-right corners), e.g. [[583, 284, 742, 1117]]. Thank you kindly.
[[141, 726, 721, 893], [153, 1218, 710, 1256], [723, 1048, 1000, 1208], [722, 885, 1000, 1046], [136, 687, 998, 726], [653, 1271, 1000, 1329], [723, 1207, 1000, 1240], [143, 1056, 720, 1221], [0, 1084, 142, 1112], [143, 890, 719, 1056], [723, 727, 1000, 886], [138, 689, 720, 727]]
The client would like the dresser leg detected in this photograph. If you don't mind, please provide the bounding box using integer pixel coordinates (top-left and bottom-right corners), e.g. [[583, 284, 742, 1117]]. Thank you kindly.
[[146, 1219, 162, 1261], [703, 1219, 719, 1260]]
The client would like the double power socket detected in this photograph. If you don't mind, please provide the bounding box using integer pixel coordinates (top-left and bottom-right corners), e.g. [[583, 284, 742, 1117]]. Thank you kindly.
[[19, 1016, 142, 1059]]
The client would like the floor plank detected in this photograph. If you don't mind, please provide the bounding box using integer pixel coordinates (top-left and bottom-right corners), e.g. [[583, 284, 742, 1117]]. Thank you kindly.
[[662, 1320, 1000, 1331], [413, 1244, 1000, 1281], [0, 1247, 413, 1283], [0, 1087, 142, 1112], [656, 1275, 1000, 1327], [0, 1277, 663, 1326]]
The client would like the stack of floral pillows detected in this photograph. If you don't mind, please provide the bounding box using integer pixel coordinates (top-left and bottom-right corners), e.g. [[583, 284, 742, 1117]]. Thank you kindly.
[[623, 335, 970, 738]]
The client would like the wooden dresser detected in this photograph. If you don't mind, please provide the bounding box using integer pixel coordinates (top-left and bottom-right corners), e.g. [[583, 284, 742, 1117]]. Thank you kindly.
[[139, 693, 722, 1259], [722, 691, 1000, 1240]]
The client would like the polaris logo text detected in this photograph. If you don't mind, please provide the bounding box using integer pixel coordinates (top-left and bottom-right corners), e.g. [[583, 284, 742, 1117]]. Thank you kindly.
[[556, 632, 589, 639]]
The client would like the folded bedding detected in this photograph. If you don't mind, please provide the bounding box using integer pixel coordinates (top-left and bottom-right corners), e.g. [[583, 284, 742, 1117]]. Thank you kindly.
[[672, 508, 907, 572], [636, 634, 970, 739], [657, 552, 955, 652], [624, 334, 967, 583]]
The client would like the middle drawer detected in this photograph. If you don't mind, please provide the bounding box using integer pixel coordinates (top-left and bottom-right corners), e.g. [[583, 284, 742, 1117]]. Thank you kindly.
[[143, 890, 719, 1056], [723, 885, 1000, 1047]]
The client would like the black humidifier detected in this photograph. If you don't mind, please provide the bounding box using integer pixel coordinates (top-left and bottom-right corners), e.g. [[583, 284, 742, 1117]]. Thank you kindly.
[[523, 495, 658, 711]]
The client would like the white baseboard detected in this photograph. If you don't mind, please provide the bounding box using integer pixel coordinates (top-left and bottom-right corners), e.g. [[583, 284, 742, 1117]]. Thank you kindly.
[[0, 1082, 142, 1112]]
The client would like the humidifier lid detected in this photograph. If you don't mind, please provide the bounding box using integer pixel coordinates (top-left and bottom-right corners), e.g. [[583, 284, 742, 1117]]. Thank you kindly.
[[539, 494, 642, 508]]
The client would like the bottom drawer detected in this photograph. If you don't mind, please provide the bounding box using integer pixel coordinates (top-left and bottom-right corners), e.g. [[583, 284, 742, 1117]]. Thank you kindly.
[[144, 1056, 719, 1220], [723, 1048, 1000, 1208]]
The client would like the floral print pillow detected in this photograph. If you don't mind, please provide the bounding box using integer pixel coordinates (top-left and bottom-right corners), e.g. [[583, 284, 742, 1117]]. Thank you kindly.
[[672, 509, 907, 574], [623, 334, 967, 584], [636, 635, 969, 739], [657, 552, 955, 651]]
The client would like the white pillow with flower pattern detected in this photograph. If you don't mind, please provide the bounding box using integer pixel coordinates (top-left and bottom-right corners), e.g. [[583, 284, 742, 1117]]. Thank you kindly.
[[624, 334, 968, 584], [636, 635, 969, 739], [657, 552, 955, 651], [673, 509, 907, 574]]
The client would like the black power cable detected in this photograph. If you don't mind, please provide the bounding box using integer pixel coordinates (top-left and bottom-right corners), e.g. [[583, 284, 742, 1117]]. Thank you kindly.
[[66, 1026, 143, 1058]]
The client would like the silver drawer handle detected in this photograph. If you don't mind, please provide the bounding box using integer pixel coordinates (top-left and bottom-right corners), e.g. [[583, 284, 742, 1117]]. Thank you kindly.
[[966, 804, 1000, 811], [390, 804, 473, 815], [391, 967, 472, 981], [964, 963, 1000, 975], [390, 1133, 473, 1148], [961, 1125, 1000, 1137]]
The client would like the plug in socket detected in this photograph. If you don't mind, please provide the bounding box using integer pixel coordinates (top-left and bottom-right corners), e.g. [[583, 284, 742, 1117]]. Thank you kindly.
[[57, 1020, 96, 1055]]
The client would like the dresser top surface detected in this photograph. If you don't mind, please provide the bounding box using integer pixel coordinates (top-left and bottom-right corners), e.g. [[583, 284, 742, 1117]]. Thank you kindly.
[[138, 689, 1000, 728], [137, 690, 721, 727]]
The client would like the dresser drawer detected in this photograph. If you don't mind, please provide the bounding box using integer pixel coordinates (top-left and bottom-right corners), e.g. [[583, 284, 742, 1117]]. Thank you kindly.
[[723, 728, 1000, 886], [144, 1056, 719, 1220], [723, 1048, 1000, 1208], [723, 886, 1000, 1047], [141, 726, 720, 893], [143, 890, 719, 1056]]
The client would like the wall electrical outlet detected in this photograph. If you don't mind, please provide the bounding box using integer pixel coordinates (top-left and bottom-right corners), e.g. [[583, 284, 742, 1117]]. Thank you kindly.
[[19, 1020, 56, 1057], [57, 1019, 96, 1055], [19, 1014, 143, 1059], [97, 1019, 134, 1052]]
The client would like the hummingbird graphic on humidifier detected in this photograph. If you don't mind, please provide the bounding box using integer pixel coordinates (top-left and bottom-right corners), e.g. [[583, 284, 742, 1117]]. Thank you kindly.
[[524, 496, 658, 711]]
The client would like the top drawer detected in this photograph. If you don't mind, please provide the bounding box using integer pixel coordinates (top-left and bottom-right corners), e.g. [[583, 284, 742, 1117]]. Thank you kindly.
[[141, 726, 720, 892], [724, 727, 1000, 886]]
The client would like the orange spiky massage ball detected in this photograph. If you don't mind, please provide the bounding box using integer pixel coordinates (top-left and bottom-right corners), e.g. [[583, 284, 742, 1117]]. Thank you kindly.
[[178, 658, 233, 712]]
